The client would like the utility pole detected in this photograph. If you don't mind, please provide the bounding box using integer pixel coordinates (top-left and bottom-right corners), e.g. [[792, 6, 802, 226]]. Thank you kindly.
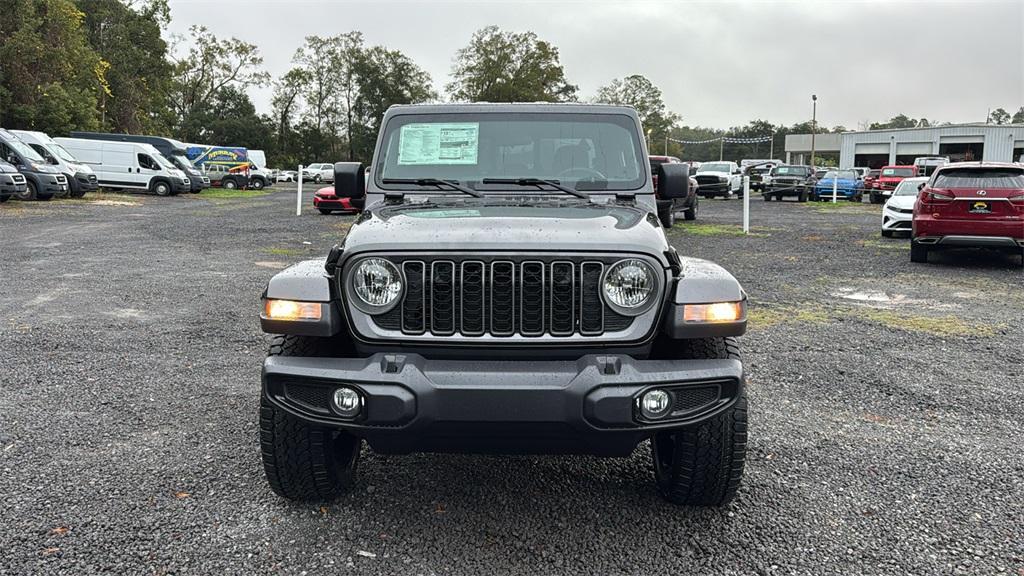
[[719, 137, 724, 161], [810, 94, 817, 167], [664, 136, 668, 156], [769, 130, 775, 160]]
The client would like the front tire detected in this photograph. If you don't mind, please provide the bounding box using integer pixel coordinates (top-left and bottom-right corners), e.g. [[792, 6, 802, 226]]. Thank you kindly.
[[17, 180, 36, 201], [881, 229, 894, 238], [152, 180, 171, 196], [657, 200, 675, 228], [683, 199, 697, 221], [318, 208, 332, 215], [260, 335, 362, 501], [651, 337, 747, 507], [250, 178, 264, 190], [223, 179, 237, 190]]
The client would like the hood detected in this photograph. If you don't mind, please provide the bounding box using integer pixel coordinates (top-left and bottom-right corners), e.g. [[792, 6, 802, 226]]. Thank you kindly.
[[0, 161, 16, 173], [816, 177, 858, 186], [885, 194, 917, 210], [695, 170, 730, 177], [342, 197, 669, 260]]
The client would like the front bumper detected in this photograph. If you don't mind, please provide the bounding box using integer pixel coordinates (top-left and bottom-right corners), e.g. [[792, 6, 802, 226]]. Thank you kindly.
[[313, 196, 356, 211], [0, 173, 26, 195], [35, 173, 68, 195], [69, 172, 98, 193], [882, 208, 913, 232], [263, 353, 744, 456], [172, 178, 191, 193], [814, 187, 858, 198]]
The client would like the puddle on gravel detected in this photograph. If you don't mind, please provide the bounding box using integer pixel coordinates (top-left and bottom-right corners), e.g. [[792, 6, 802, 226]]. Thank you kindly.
[[831, 287, 961, 311], [255, 261, 288, 269]]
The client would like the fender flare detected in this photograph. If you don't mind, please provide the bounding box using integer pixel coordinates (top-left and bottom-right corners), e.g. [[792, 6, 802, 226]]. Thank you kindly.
[[261, 259, 341, 337], [663, 256, 747, 338]]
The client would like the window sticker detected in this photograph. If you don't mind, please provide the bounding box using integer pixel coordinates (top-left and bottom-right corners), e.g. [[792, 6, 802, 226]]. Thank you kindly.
[[398, 123, 479, 165]]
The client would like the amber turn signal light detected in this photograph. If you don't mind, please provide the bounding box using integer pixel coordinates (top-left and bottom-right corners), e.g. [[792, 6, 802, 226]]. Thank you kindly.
[[264, 299, 322, 321], [683, 301, 745, 323]]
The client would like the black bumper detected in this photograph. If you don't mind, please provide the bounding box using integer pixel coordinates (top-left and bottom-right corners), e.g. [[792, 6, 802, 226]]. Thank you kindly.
[[69, 172, 98, 194], [263, 353, 744, 457], [0, 174, 26, 195]]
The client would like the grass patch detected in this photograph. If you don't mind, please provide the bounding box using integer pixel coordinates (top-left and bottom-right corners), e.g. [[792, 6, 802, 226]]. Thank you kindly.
[[263, 247, 309, 257], [857, 237, 910, 251], [748, 303, 832, 329], [673, 222, 770, 237], [802, 201, 878, 213], [864, 310, 1001, 337], [196, 188, 269, 200]]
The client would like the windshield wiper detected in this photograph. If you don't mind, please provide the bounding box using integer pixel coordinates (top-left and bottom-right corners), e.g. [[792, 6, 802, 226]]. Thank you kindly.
[[381, 177, 482, 198], [481, 178, 590, 200]]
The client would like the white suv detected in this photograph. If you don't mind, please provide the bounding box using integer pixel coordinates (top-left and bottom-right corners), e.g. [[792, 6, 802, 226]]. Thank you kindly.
[[301, 163, 334, 183]]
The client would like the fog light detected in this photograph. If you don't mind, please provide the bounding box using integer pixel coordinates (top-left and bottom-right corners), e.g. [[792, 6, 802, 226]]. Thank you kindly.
[[640, 389, 672, 419], [331, 387, 362, 418]]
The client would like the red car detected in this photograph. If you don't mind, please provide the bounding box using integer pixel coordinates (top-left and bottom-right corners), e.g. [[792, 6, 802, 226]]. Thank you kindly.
[[871, 165, 918, 204], [649, 155, 699, 225], [863, 169, 880, 191], [313, 186, 359, 215], [911, 162, 1024, 265]]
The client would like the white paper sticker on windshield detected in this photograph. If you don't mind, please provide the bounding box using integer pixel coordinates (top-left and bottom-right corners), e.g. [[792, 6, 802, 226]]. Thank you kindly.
[[398, 123, 479, 165]]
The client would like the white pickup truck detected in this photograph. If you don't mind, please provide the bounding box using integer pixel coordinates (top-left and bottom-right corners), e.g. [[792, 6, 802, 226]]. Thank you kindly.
[[693, 161, 744, 198]]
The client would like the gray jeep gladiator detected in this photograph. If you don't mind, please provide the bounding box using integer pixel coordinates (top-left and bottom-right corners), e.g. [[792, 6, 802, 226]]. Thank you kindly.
[[259, 103, 749, 506]]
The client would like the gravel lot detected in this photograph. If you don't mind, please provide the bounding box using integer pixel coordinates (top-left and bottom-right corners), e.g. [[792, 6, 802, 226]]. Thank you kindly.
[[1, 188, 1021, 575]]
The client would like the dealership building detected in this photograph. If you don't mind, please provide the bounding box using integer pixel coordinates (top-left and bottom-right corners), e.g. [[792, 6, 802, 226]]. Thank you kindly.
[[785, 123, 1024, 168]]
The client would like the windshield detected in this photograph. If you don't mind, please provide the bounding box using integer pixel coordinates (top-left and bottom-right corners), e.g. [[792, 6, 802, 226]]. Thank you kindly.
[[698, 163, 732, 173], [170, 156, 194, 172], [933, 168, 1024, 189], [376, 112, 645, 191], [52, 144, 78, 163], [773, 166, 809, 176], [153, 153, 176, 170], [823, 170, 856, 180], [895, 179, 925, 196], [882, 168, 915, 177], [6, 139, 44, 162]]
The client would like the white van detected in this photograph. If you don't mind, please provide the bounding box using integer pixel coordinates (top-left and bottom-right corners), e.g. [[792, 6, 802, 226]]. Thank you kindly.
[[54, 138, 190, 196], [10, 130, 98, 198]]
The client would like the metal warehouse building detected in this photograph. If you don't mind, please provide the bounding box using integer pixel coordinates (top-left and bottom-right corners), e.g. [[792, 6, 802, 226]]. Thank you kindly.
[[786, 124, 1024, 169]]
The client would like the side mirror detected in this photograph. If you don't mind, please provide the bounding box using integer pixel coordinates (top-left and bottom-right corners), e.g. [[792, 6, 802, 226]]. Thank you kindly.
[[656, 162, 689, 199], [334, 162, 366, 209], [918, 183, 926, 191]]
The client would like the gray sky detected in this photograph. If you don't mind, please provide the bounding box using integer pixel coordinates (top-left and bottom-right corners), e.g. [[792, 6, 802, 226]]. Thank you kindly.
[[165, 0, 1024, 129]]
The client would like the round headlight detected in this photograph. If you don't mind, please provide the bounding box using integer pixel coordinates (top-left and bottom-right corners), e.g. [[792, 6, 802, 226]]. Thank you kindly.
[[350, 258, 402, 312], [602, 259, 657, 314]]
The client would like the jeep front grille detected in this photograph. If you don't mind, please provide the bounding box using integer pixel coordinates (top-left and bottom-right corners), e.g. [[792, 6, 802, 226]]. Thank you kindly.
[[360, 255, 652, 339]]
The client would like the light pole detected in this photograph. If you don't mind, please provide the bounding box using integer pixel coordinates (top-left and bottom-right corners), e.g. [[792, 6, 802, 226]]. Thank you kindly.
[[810, 94, 817, 167]]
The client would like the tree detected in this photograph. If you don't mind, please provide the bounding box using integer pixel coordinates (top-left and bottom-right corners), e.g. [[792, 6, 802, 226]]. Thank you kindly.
[[447, 26, 577, 103], [179, 86, 272, 149], [0, 0, 104, 133], [169, 25, 269, 141], [80, 0, 173, 134], [594, 75, 679, 140], [1012, 107, 1024, 124], [869, 114, 919, 130], [349, 46, 436, 161], [988, 107, 1010, 125]]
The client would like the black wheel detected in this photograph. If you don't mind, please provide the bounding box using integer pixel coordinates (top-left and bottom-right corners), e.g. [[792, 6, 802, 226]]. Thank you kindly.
[[260, 335, 362, 502], [651, 337, 747, 507], [250, 178, 264, 190], [683, 199, 697, 221], [0, 193, 10, 203], [910, 240, 930, 263], [762, 193, 771, 201], [318, 208, 332, 215], [881, 229, 894, 238], [798, 190, 807, 202], [17, 180, 36, 201], [223, 179, 237, 190], [314, 174, 322, 183], [870, 192, 881, 204], [151, 180, 171, 196]]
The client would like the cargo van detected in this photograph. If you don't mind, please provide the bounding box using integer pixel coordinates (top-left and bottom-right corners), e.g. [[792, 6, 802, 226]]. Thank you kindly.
[[0, 128, 68, 200], [69, 132, 209, 193], [0, 159, 27, 202], [54, 138, 190, 196], [11, 130, 97, 198]]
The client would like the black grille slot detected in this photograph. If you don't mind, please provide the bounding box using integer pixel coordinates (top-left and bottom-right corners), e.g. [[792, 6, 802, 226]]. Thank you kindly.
[[520, 262, 545, 335], [460, 261, 485, 335], [579, 262, 604, 335], [430, 261, 455, 335], [490, 261, 515, 335], [671, 386, 719, 414], [550, 262, 574, 335], [402, 261, 426, 333]]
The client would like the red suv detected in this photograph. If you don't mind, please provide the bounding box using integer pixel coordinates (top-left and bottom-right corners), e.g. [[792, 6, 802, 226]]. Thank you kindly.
[[871, 165, 918, 204], [911, 162, 1024, 265]]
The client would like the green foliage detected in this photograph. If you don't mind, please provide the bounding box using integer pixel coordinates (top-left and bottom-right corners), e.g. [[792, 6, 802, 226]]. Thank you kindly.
[[0, 0, 102, 133], [1012, 107, 1024, 124], [169, 25, 270, 142], [80, 0, 174, 133], [447, 26, 577, 103], [594, 75, 679, 141], [987, 107, 1010, 125], [869, 114, 933, 130]]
